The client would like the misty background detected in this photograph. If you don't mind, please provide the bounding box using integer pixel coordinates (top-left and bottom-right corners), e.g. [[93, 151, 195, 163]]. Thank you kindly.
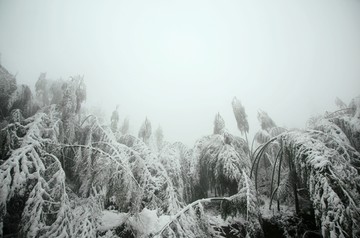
[[1, 0, 360, 146]]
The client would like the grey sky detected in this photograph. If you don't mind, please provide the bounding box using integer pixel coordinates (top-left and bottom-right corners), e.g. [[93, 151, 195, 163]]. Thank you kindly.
[[1, 0, 360, 146]]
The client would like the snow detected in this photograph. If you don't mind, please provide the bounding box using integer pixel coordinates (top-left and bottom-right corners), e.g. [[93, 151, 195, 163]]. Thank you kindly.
[[98, 209, 171, 237], [2, 71, 359, 238], [158, 214, 172, 230], [98, 210, 128, 232], [131, 208, 171, 236], [258, 195, 295, 219], [311, 155, 330, 169]]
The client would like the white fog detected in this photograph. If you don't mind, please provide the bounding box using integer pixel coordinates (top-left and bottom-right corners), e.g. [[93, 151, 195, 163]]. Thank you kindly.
[[1, 1, 360, 237], [1, 0, 360, 145]]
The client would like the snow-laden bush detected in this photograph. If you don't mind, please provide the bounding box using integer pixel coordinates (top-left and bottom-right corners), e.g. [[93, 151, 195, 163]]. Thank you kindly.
[[172, 142, 194, 203], [158, 143, 185, 202], [222, 171, 263, 237], [73, 118, 183, 216], [192, 132, 250, 197], [154, 198, 218, 238], [283, 130, 360, 237], [183, 129, 263, 237], [119, 134, 183, 214], [252, 102, 360, 237], [0, 109, 73, 237]]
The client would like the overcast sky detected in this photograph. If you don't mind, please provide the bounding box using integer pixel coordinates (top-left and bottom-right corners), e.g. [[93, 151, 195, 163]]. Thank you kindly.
[[1, 0, 360, 146]]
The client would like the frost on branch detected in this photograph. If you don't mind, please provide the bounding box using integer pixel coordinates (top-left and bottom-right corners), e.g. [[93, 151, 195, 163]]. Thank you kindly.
[[335, 97, 347, 110], [172, 142, 193, 203], [185, 128, 264, 236], [74, 121, 141, 213], [281, 130, 360, 237], [223, 171, 263, 238], [257, 110, 276, 132], [120, 117, 130, 135], [251, 100, 360, 237], [20, 154, 73, 238], [232, 97, 249, 136], [119, 134, 183, 214], [0, 112, 51, 206], [0, 109, 73, 237], [73, 120, 182, 216], [158, 143, 184, 202], [0, 64, 17, 120], [154, 199, 217, 238], [193, 132, 250, 197], [326, 95, 360, 153], [72, 196, 102, 238], [7, 84, 35, 118], [138, 118, 152, 145], [213, 112, 225, 135], [154, 126, 164, 152]]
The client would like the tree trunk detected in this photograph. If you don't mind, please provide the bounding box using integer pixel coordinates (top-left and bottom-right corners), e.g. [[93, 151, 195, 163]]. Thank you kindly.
[[293, 173, 300, 215]]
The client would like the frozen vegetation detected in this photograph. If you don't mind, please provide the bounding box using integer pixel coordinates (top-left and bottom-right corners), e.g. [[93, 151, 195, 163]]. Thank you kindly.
[[0, 63, 360, 237]]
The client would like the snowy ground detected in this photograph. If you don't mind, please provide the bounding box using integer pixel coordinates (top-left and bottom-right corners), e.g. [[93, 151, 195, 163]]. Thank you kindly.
[[98, 202, 239, 237], [258, 195, 295, 219], [98, 208, 172, 237]]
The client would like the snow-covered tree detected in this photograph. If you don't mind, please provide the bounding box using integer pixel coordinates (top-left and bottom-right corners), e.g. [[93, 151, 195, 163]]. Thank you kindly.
[[72, 116, 183, 216], [0, 64, 18, 120], [138, 118, 152, 145], [257, 110, 276, 132], [252, 100, 360, 237], [172, 142, 193, 203], [335, 97, 347, 110], [251, 111, 287, 197], [118, 134, 183, 214], [0, 108, 73, 237], [120, 117, 130, 135], [7, 84, 35, 118], [213, 112, 225, 135], [232, 97, 249, 142], [155, 126, 164, 151], [59, 76, 86, 144], [49, 79, 65, 105], [110, 106, 119, 133], [35, 73, 50, 107], [2, 60, 360, 237], [159, 144, 184, 201], [73, 118, 142, 213], [154, 199, 217, 238], [155, 178, 263, 238], [191, 129, 250, 199]]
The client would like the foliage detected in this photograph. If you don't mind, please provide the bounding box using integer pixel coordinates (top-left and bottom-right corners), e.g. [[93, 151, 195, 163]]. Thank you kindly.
[[257, 110, 276, 132], [172, 142, 194, 203], [158, 143, 184, 202], [0, 64, 17, 120], [154, 198, 221, 238], [120, 117, 130, 135], [214, 113, 225, 135], [110, 106, 119, 133], [232, 97, 249, 136], [1, 63, 360, 237], [35, 73, 50, 107], [222, 171, 264, 237], [138, 118, 152, 145], [155, 126, 164, 151], [8, 84, 35, 118], [0, 109, 72, 237], [60, 76, 86, 143], [252, 102, 360, 237], [335, 97, 347, 110], [155, 194, 263, 238], [194, 132, 249, 197], [118, 134, 183, 214]]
